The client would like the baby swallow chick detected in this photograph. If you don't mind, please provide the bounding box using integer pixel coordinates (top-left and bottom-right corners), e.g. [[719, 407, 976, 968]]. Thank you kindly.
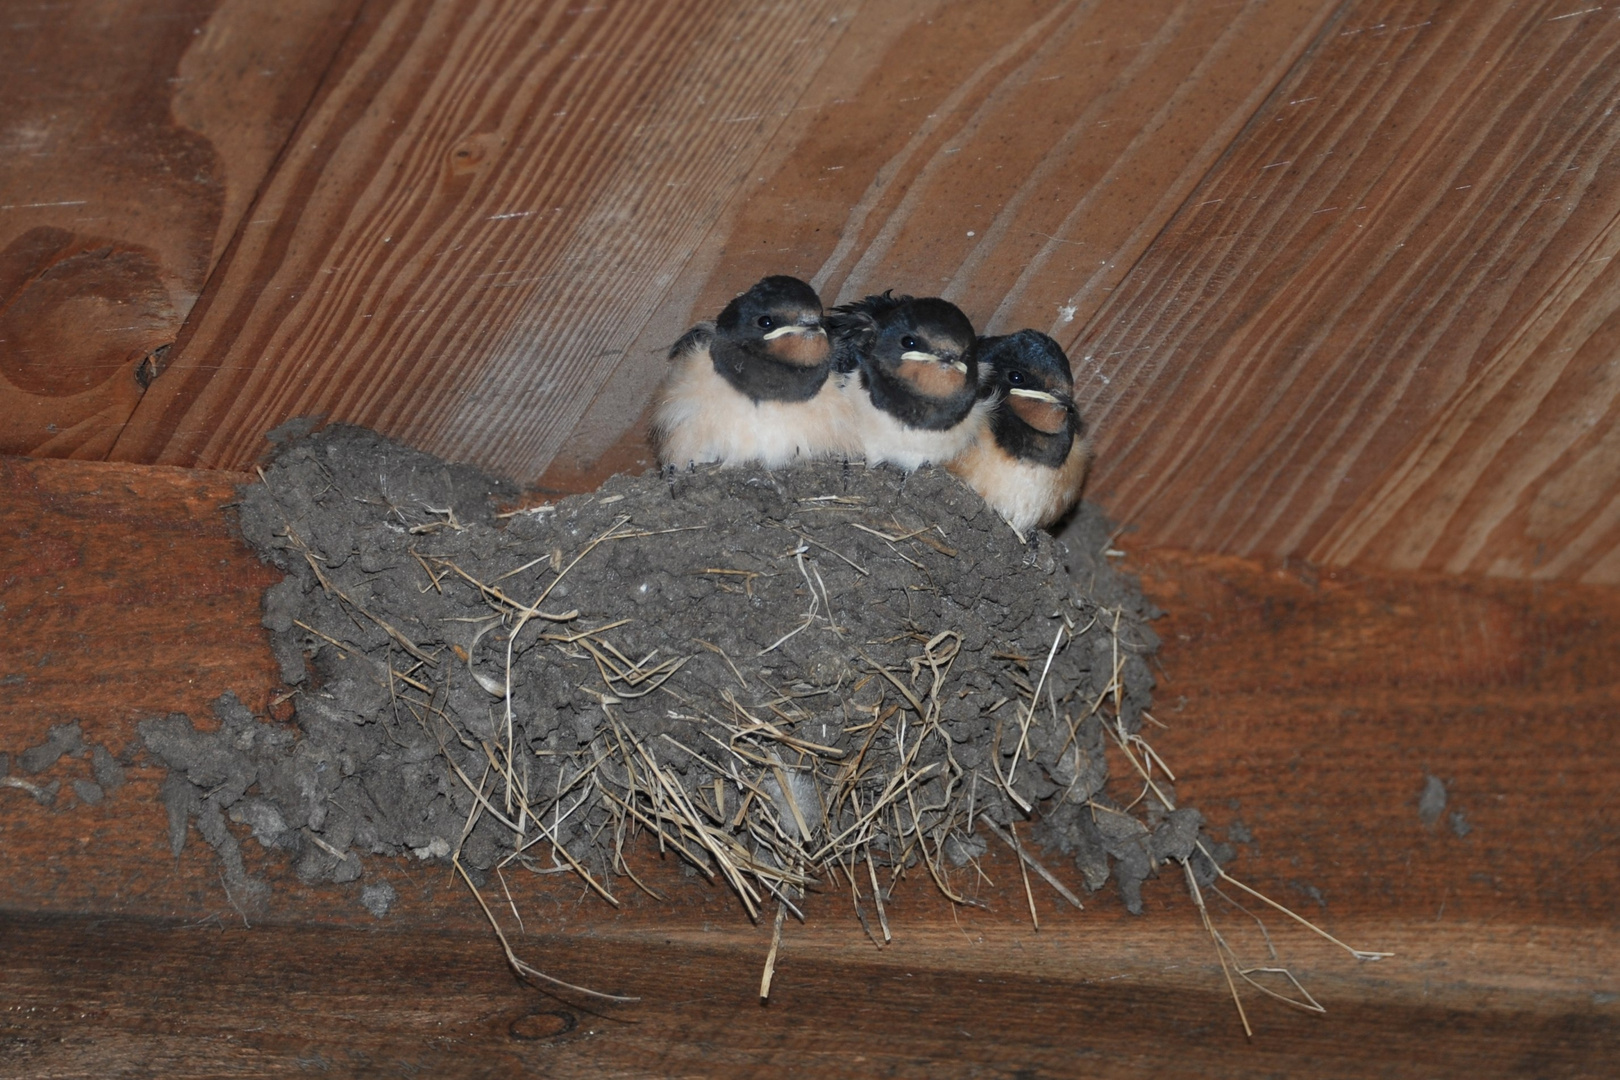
[[654, 275, 855, 468], [948, 329, 1091, 533], [829, 292, 992, 470]]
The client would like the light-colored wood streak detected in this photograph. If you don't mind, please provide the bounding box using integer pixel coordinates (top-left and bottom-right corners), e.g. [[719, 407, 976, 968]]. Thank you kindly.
[[1320, 209, 1620, 582], [698, 0, 1334, 332], [111, 0, 861, 477], [1073, 1, 1620, 581], [0, 0, 363, 459]]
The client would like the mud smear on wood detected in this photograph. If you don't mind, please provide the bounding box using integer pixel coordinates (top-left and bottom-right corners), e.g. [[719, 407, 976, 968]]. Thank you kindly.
[[3, 720, 129, 808], [142, 425, 1222, 933]]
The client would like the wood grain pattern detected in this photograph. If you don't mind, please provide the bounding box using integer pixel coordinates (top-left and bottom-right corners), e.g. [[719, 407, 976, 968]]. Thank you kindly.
[[1, 457, 1617, 1075], [105, 1, 1332, 483], [0, 457, 281, 752], [2, 915, 1613, 1078], [0, 0, 363, 459], [1076, 1, 1620, 583], [9, 1, 1620, 573], [110, 0, 870, 475]]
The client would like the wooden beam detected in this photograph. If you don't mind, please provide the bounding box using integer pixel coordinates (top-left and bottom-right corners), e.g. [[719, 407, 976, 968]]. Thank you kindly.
[[1, 456, 1615, 1073]]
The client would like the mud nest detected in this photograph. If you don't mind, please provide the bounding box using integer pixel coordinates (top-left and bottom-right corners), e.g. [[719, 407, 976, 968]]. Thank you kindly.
[[144, 424, 1221, 931]]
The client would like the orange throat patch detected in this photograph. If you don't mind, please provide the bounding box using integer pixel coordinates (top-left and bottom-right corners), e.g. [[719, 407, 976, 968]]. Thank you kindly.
[[765, 332, 830, 368], [896, 358, 968, 399], [1008, 394, 1070, 435]]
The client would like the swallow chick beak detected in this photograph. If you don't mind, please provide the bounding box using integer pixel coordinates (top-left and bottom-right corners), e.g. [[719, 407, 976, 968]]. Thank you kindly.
[[762, 322, 823, 340], [1005, 386, 1073, 434], [900, 349, 970, 375], [1007, 386, 1076, 410]]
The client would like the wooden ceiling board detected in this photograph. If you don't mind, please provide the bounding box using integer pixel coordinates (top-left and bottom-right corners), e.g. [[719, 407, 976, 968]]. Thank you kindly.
[[0, 0, 365, 459], [7, 0, 1620, 585], [1075, 1, 1620, 580], [109, 0, 872, 474], [683, 0, 1337, 344], [105, 0, 1333, 478]]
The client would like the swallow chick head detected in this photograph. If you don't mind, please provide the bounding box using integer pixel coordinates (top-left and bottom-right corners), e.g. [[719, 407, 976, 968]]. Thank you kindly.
[[831, 292, 979, 430], [978, 329, 1082, 466], [949, 329, 1092, 532], [708, 275, 830, 402]]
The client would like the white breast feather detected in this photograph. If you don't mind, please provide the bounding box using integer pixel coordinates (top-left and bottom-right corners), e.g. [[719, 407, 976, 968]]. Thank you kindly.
[[654, 345, 859, 467], [949, 433, 1092, 532], [845, 381, 995, 471]]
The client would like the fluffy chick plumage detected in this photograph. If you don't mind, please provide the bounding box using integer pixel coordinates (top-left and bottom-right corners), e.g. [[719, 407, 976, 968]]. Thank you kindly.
[[828, 291, 992, 470], [947, 329, 1091, 532], [654, 275, 857, 468]]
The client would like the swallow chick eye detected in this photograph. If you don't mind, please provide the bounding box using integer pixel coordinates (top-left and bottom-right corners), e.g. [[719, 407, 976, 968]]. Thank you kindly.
[[900, 335, 918, 351], [757, 315, 775, 329], [1007, 370, 1026, 385]]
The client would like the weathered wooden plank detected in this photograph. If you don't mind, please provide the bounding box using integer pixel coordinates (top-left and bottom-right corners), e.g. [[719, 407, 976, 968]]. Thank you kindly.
[[1, 456, 1617, 1075], [1135, 548, 1620, 924], [108, 0, 1331, 487], [0, 0, 364, 460], [1, 914, 1613, 1078], [110, 0, 868, 475], [1075, 1, 1620, 583]]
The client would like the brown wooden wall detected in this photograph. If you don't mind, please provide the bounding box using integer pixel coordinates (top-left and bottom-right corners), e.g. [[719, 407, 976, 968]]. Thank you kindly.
[[5, 7, 1620, 1069], [5, 0, 1620, 583]]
